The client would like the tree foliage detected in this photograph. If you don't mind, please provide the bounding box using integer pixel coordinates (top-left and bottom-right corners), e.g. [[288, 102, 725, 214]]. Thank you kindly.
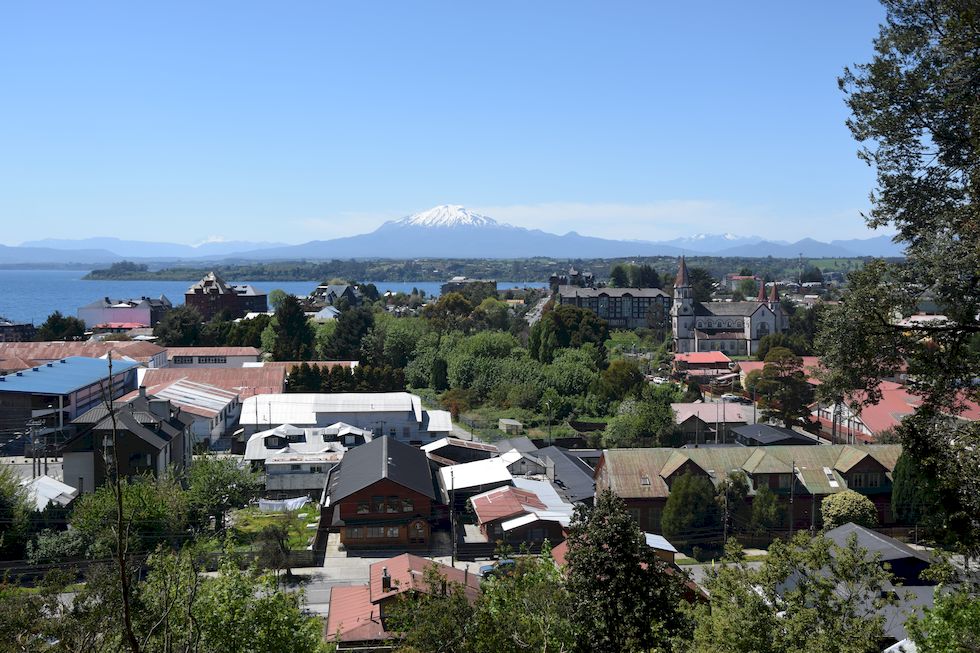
[[565, 490, 688, 652], [35, 310, 86, 341], [822, 0, 980, 554], [661, 471, 720, 544], [686, 533, 896, 653], [271, 294, 314, 361], [820, 489, 878, 530], [529, 305, 608, 363], [153, 305, 203, 346], [186, 456, 262, 531], [757, 347, 815, 427]]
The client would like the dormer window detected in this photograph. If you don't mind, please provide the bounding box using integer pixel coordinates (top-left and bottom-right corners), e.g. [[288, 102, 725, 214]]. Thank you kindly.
[[640, 474, 651, 486]]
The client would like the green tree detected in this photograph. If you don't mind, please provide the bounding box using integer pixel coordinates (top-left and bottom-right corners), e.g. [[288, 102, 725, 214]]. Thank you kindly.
[[70, 476, 190, 557], [907, 587, 980, 653], [688, 532, 896, 653], [472, 550, 576, 652], [661, 471, 720, 544], [749, 485, 784, 534], [323, 306, 374, 360], [35, 310, 86, 341], [422, 292, 473, 333], [756, 333, 807, 360], [597, 358, 645, 402], [529, 305, 608, 363], [629, 263, 661, 288], [429, 356, 449, 391], [153, 305, 203, 346], [821, 489, 878, 530], [602, 397, 676, 448], [565, 490, 687, 652], [469, 297, 510, 332], [271, 294, 314, 361], [381, 564, 476, 653], [891, 451, 942, 527], [757, 347, 815, 428], [738, 277, 760, 299], [0, 465, 33, 558], [717, 471, 750, 538], [688, 266, 715, 303], [610, 264, 629, 287], [268, 288, 288, 310], [186, 456, 262, 530], [823, 0, 980, 554]]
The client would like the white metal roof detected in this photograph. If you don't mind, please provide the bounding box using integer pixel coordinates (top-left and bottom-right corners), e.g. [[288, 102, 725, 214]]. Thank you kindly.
[[424, 409, 453, 433], [439, 456, 513, 490], [20, 475, 78, 511], [240, 392, 424, 426], [511, 477, 575, 526], [644, 532, 678, 553], [244, 424, 349, 462]]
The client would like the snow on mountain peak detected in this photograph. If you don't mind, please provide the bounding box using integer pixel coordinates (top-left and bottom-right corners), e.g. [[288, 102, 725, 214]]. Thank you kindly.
[[393, 205, 502, 228]]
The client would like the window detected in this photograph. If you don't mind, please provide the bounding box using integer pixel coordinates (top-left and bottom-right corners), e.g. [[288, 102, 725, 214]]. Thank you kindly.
[[348, 527, 363, 539], [387, 496, 400, 513], [173, 356, 193, 365], [290, 464, 301, 471], [197, 356, 227, 365], [402, 426, 411, 439], [310, 465, 323, 474], [387, 527, 400, 538], [850, 472, 882, 489], [389, 428, 396, 438], [366, 526, 385, 538], [357, 502, 370, 514], [402, 498, 414, 512], [372, 496, 385, 513]]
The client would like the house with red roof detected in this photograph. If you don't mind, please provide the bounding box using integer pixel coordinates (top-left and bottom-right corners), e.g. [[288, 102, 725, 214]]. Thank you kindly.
[[812, 381, 979, 443], [326, 553, 481, 650]]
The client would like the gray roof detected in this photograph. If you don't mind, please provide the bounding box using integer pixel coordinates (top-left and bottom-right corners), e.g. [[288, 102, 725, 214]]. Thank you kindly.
[[557, 286, 669, 299], [328, 436, 436, 503], [732, 424, 819, 446], [694, 301, 766, 317], [495, 436, 538, 453], [823, 523, 932, 565], [535, 446, 596, 503]]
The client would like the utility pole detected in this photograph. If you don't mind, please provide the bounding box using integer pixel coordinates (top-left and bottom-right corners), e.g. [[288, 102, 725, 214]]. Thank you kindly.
[[450, 467, 456, 565], [723, 485, 729, 545], [789, 458, 796, 538]]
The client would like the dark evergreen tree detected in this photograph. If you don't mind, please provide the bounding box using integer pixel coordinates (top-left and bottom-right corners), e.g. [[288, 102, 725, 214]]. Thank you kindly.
[[35, 311, 86, 341], [152, 306, 202, 346], [565, 490, 687, 652], [323, 306, 374, 360], [271, 294, 314, 361], [661, 471, 720, 544]]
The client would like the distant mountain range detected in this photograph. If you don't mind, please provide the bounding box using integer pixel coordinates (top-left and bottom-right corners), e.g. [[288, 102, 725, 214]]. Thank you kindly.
[[6, 205, 904, 263]]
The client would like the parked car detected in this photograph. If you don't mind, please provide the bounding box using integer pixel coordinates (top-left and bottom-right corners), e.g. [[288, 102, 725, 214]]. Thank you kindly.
[[720, 393, 741, 402], [651, 376, 668, 385], [479, 559, 516, 579]]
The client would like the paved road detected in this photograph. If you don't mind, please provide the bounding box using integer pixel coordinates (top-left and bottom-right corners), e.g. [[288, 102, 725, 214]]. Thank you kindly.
[[525, 297, 549, 325]]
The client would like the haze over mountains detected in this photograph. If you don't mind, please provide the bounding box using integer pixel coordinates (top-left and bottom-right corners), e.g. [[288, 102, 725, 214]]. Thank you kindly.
[[8, 205, 903, 264]]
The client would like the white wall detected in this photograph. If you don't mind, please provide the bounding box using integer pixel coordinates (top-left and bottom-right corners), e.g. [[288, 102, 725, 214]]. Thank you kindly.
[[63, 452, 95, 495]]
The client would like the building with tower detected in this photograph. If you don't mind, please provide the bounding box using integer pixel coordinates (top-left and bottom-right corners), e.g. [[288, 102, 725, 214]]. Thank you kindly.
[[671, 257, 787, 357]]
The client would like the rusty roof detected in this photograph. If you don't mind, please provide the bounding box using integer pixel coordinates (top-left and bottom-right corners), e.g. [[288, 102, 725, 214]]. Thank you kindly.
[[139, 367, 284, 397]]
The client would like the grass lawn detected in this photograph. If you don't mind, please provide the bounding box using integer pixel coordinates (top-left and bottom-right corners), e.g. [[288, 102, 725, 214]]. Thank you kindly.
[[229, 505, 320, 550]]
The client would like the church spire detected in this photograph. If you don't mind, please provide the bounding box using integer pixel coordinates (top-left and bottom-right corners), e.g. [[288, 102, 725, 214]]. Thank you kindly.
[[756, 278, 767, 302], [768, 282, 779, 303], [675, 256, 690, 288]]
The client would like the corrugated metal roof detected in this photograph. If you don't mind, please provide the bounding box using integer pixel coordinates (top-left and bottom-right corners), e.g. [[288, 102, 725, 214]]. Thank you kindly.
[[601, 445, 903, 498], [328, 436, 436, 503], [139, 367, 285, 397], [0, 341, 164, 363], [166, 346, 261, 358], [0, 356, 138, 395], [439, 456, 513, 491], [240, 392, 426, 426]]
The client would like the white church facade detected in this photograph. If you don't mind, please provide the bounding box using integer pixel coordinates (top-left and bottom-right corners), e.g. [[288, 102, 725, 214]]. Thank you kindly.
[[670, 257, 788, 357]]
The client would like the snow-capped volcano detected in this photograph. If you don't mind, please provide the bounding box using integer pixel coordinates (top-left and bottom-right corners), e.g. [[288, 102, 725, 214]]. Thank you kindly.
[[388, 205, 507, 229]]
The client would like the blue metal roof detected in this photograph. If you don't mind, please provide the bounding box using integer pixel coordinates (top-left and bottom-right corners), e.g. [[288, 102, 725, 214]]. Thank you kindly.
[[0, 356, 138, 395]]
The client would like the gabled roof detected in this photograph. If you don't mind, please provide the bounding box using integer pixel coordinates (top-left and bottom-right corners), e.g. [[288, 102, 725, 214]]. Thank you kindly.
[[833, 446, 882, 473], [20, 475, 78, 511], [674, 351, 732, 365], [240, 392, 425, 426], [532, 446, 597, 503], [470, 485, 546, 524], [732, 424, 818, 446], [823, 523, 931, 564], [421, 437, 498, 455], [166, 346, 261, 358], [697, 301, 768, 317], [660, 451, 697, 478], [0, 341, 165, 365], [328, 436, 435, 503], [672, 402, 750, 424]]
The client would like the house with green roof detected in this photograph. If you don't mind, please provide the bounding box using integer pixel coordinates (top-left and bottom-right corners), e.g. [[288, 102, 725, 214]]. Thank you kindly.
[[595, 444, 902, 534]]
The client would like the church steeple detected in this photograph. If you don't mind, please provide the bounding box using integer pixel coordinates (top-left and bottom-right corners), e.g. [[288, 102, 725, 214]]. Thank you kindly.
[[768, 282, 779, 304], [675, 256, 690, 288], [756, 278, 767, 302]]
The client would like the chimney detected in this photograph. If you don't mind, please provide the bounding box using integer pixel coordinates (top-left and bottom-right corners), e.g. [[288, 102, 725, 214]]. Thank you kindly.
[[464, 567, 469, 585], [139, 386, 147, 398], [381, 567, 391, 592]]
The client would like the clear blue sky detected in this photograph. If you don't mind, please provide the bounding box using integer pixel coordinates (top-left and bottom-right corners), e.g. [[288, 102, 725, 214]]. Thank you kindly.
[[0, 1, 888, 245]]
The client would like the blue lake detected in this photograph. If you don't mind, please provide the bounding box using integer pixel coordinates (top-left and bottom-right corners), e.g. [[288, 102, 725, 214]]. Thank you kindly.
[[0, 269, 547, 324]]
